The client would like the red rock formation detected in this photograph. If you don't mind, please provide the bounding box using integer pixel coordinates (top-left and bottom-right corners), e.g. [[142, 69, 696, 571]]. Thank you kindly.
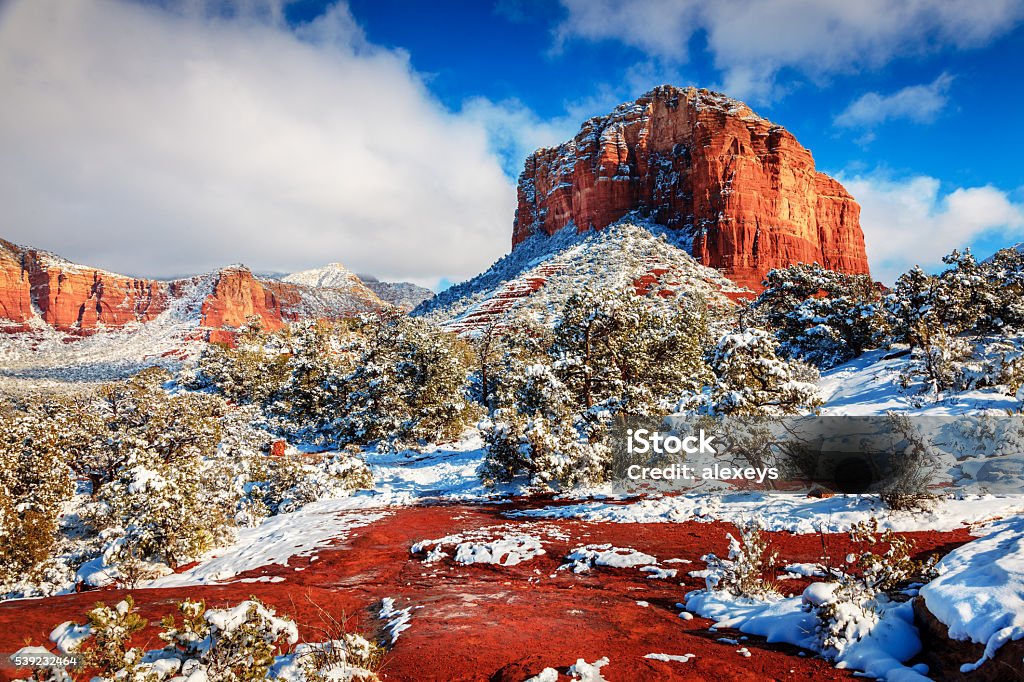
[[199, 266, 290, 332], [0, 239, 34, 327], [0, 241, 387, 336], [514, 85, 870, 289], [1, 239, 169, 331]]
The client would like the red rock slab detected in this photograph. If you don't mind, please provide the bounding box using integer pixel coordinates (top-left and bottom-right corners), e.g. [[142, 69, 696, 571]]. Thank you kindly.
[[0, 504, 974, 681]]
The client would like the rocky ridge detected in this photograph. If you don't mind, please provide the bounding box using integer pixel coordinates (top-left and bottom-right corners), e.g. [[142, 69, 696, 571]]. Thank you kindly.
[[0, 239, 387, 337]]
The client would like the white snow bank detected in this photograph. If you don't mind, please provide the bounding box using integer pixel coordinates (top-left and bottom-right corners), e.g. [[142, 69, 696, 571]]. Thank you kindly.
[[149, 497, 388, 587], [411, 522, 565, 567], [379, 597, 420, 645], [562, 544, 657, 573], [686, 587, 928, 681], [453, 536, 546, 566], [919, 514, 1024, 672], [644, 652, 695, 662], [568, 656, 610, 681]]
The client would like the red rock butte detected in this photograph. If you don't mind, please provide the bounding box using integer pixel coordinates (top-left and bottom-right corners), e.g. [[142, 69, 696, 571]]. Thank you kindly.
[[513, 85, 870, 290]]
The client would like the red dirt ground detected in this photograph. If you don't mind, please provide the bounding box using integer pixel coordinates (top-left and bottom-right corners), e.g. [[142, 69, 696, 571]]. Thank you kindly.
[[0, 503, 975, 681]]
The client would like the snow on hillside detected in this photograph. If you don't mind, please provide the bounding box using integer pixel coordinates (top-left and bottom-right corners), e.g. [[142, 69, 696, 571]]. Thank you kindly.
[[417, 218, 748, 335], [361, 278, 435, 311], [820, 345, 1024, 416]]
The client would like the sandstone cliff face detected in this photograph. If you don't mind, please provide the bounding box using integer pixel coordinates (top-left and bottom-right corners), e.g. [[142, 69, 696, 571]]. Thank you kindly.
[[1, 239, 169, 330], [514, 86, 870, 289], [0, 241, 387, 336], [0, 239, 35, 326]]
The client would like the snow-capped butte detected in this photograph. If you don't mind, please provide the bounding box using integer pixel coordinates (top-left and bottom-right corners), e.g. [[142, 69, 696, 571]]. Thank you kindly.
[[415, 218, 749, 336]]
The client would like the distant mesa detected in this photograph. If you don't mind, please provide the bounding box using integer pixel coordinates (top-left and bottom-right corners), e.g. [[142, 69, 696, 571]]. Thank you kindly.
[[512, 85, 870, 290], [0, 238, 389, 337]]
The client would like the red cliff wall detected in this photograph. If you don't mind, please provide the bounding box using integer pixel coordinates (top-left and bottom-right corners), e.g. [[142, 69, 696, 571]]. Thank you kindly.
[[0, 243, 385, 335], [513, 86, 870, 289]]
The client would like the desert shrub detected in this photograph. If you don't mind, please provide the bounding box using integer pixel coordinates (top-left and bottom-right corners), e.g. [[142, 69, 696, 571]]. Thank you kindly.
[[158, 598, 298, 681], [805, 518, 938, 657], [295, 635, 385, 682], [878, 414, 941, 511], [480, 362, 610, 490], [329, 312, 478, 448], [191, 318, 292, 405], [272, 321, 358, 432], [77, 595, 149, 672], [886, 248, 1024, 347], [551, 286, 712, 413], [83, 378, 235, 571], [241, 451, 373, 522], [480, 287, 713, 489], [37, 596, 383, 682], [702, 328, 823, 415], [754, 264, 887, 368], [701, 522, 779, 599], [0, 397, 75, 584]]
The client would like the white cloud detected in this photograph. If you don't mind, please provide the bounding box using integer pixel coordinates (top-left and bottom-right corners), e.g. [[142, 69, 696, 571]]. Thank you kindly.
[[835, 74, 954, 128], [0, 0, 517, 288], [554, 0, 1024, 102], [459, 83, 642, 177], [839, 171, 1024, 283]]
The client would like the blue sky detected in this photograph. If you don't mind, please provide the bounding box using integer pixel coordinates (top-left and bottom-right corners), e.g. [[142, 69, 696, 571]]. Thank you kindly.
[[1, 0, 1023, 286]]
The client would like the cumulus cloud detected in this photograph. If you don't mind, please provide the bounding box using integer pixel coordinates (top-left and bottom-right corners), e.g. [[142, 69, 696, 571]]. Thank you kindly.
[[460, 83, 643, 177], [839, 171, 1024, 284], [0, 0, 517, 288], [554, 0, 1024, 102], [835, 73, 954, 128]]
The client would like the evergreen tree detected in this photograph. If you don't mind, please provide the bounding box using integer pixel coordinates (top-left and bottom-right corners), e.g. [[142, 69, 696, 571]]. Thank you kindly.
[[0, 397, 75, 581], [705, 328, 823, 415], [754, 264, 885, 368]]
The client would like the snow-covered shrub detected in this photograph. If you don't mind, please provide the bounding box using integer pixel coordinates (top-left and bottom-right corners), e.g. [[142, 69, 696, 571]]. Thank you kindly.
[[269, 320, 369, 439], [887, 248, 1024, 346], [895, 331, 1024, 405], [480, 363, 610, 489], [40, 596, 383, 682], [551, 286, 712, 413], [159, 598, 299, 681], [77, 595, 150, 673], [702, 328, 823, 415], [293, 634, 385, 681], [480, 286, 712, 489], [701, 522, 779, 599], [190, 318, 292, 405], [898, 326, 974, 396], [754, 264, 886, 368], [806, 518, 938, 657], [241, 451, 373, 521], [330, 312, 478, 448], [83, 379, 236, 571], [879, 414, 941, 511], [0, 396, 75, 585]]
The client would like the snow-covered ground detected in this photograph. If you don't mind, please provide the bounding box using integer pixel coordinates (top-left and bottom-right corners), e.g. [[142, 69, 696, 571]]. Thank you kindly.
[[4, 326, 1024, 680], [819, 348, 1021, 415]]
